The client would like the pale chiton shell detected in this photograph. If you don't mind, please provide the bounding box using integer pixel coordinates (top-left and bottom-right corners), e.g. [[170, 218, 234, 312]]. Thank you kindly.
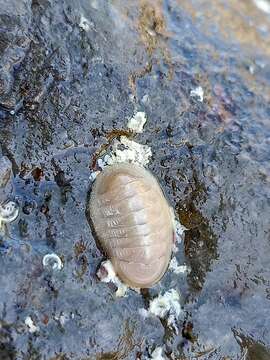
[[89, 163, 173, 288]]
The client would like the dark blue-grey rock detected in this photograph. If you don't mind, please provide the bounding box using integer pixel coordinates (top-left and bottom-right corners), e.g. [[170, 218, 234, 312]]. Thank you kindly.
[[0, 0, 270, 359], [0, 156, 13, 202]]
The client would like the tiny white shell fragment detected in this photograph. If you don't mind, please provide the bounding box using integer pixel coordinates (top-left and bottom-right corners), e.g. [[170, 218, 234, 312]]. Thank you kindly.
[[54, 312, 69, 327], [249, 65, 255, 75], [174, 218, 186, 240], [43, 253, 63, 271], [0, 201, 19, 223], [97, 260, 116, 283], [127, 112, 147, 133], [142, 94, 150, 104], [79, 15, 91, 31], [90, 0, 99, 9], [169, 257, 189, 274], [25, 316, 39, 333], [89, 170, 101, 182], [172, 217, 187, 253], [97, 260, 128, 297], [150, 347, 165, 360], [253, 0, 270, 14], [190, 86, 204, 102], [148, 289, 181, 329]]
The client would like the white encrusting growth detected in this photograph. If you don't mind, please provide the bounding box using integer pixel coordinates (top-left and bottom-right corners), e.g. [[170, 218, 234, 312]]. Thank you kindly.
[[79, 15, 91, 31], [25, 316, 39, 333], [190, 86, 204, 102], [43, 253, 63, 271], [169, 257, 189, 274], [148, 289, 181, 324], [140, 289, 182, 332], [127, 112, 147, 133], [175, 220, 186, 238], [149, 347, 165, 360], [90, 0, 98, 9], [100, 137, 152, 168], [89, 170, 100, 182], [173, 217, 186, 242], [89, 136, 152, 182], [97, 260, 128, 297], [172, 216, 186, 252], [169, 217, 189, 274], [90, 112, 150, 182]]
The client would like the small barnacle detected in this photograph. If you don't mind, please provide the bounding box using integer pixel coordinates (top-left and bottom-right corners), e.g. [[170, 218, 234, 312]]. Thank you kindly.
[[0, 200, 19, 230], [43, 253, 63, 271]]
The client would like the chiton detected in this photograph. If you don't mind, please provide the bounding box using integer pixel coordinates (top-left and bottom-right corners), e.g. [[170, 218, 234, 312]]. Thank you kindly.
[[89, 163, 173, 288]]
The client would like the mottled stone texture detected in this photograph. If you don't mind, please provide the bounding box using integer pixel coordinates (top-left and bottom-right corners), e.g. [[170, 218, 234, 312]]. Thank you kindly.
[[0, 0, 270, 359]]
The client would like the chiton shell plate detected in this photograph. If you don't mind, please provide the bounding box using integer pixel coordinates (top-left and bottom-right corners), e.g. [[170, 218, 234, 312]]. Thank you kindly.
[[89, 163, 173, 288]]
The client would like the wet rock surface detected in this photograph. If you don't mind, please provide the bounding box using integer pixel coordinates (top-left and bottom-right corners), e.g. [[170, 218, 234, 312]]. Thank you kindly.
[[0, 156, 12, 199], [0, 0, 270, 359]]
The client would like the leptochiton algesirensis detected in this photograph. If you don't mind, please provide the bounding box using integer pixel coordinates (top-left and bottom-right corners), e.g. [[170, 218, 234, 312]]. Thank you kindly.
[[89, 163, 173, 288]]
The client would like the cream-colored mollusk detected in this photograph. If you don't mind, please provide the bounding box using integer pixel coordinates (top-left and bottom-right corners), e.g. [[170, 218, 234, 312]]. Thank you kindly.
[[89, 163, 173, 288]]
